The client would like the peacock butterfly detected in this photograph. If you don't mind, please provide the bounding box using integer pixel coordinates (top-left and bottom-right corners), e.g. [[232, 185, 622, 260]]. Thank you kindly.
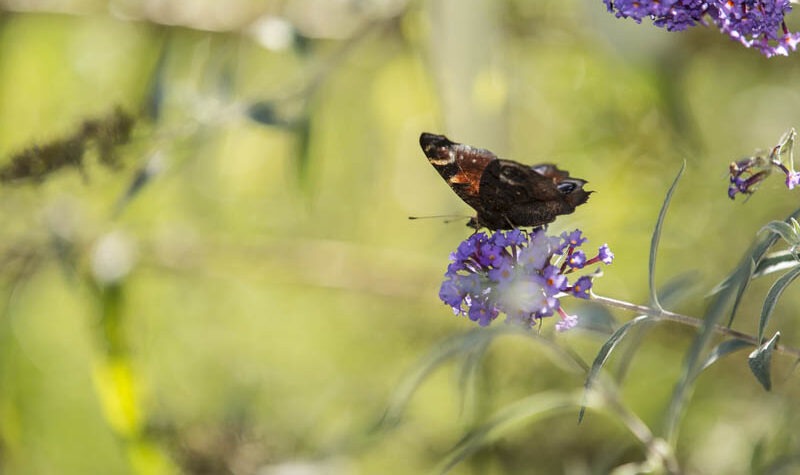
[[419, 132, 591, 230]]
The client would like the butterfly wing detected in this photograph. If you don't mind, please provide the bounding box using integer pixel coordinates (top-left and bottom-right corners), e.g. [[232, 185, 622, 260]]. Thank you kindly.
[[419, 132, 496, 212], [475, 160, 590, 229]]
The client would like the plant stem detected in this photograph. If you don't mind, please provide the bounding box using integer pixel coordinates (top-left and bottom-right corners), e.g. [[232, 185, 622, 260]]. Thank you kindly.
[[591, 293, 800, 359]]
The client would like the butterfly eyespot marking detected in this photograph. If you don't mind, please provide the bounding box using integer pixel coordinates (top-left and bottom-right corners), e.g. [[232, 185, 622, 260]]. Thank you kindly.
[[557, 180, 579, 194], [419, 132, 591, 230]]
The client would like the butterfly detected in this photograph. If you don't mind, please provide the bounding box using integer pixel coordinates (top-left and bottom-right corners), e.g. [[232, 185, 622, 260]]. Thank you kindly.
[[420, 132, 591, 230]]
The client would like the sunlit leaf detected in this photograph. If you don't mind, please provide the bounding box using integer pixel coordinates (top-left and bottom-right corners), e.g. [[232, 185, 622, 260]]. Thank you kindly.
[[753, 250, 800, 279], [748, 332, 780, 391], [701, 339, 753, 371], [649, 162, 685, 311], [758, 266, 800, 342], [760, 221, 800, 247]]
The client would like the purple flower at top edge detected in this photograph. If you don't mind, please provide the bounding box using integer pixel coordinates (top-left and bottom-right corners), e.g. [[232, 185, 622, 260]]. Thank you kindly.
[[604, 0, 800, 57]]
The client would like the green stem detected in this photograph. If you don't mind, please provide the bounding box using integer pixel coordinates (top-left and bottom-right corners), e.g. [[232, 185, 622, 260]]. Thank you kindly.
[[591, 293, 800, 359]]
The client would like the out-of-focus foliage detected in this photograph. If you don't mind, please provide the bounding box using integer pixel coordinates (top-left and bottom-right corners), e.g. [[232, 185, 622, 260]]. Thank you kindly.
[[1, 0, 800, 474]]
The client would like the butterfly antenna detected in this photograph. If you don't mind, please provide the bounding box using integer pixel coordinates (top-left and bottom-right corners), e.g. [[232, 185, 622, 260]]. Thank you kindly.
[[408, 214, 471, 225]]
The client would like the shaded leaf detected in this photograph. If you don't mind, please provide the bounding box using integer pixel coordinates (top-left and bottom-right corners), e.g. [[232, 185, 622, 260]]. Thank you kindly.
[[579, 315, 653, 422], [701, 339, 753, 371], [649, 162, 685, 311], [748, 332, 780, 391], [758, 266, 800, 342]]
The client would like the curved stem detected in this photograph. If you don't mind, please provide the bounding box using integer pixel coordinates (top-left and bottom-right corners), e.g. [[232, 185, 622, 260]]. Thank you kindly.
[[591, 293, 800, 360]]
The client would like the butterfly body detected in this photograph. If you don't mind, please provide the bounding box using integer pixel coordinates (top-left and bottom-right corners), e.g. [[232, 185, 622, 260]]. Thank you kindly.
[[419, 132, 591, 230]]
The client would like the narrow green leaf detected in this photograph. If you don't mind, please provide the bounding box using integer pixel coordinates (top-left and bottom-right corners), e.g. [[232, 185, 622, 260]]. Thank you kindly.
[[579, 315, 653, 422], [613, 318, 658, 385], [753, 250, 800, 279], [728, 258, 757, 327], [649, 161, 685, 311], [701, 339, 753, 371], [758, 266, 800, 342], [748, 332, 781, 391], [760, 221, 800, 246]]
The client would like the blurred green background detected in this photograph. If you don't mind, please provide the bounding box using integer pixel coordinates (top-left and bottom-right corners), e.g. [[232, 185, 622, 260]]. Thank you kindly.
[[1, 0, 800, 474]]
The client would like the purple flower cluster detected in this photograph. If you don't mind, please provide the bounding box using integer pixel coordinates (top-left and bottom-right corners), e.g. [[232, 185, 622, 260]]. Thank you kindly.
[[603, 0, 800, 57], [728, 128, 799, 199], [439, 229, 614, 332]]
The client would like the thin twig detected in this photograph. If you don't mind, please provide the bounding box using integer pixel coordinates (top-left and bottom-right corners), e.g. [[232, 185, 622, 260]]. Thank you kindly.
[[592, 293, 800, 360]]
